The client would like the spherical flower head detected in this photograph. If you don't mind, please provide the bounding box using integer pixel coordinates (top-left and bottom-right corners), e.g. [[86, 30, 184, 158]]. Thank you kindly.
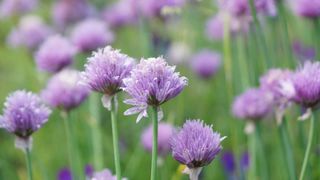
[[292, 40, 316, 61], [205, 14, 224, 41], [58, 167, 72, 180], [42, 69, 89, 111], [92, 169, 116, 180], [260, 69, 294, 104], [141, 122, 175, 156], [291, 0, 320, 19], [221, 151, 235, 174], [170, 120, 223, 169], [0, 90, 51, 138], [0, 0, 38, 18], [292, 61, 320, 108], [81, 46, 135, 95], [52, 0, 94, 29], [71, 19, 114, 52], [103, 0, 138, 27], [232, 88, 273, 121], [7, 15, 52, 50], [35, 35, 77, 73], [123, 57, 188, 122], [190, 50, 221, 79]]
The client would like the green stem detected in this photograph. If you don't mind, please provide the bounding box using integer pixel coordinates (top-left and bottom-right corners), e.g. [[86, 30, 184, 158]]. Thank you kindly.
[[248, 127, 257, 180], [299, 111, 315, 180], [89, 94, 103, 170], [25, 147, 33, 180], [278, 117, 296, 180], [256, 124, 269, 180], [62, 112, 77, 180], [150, 106, 158, 180], [111, 96, 121, 180]]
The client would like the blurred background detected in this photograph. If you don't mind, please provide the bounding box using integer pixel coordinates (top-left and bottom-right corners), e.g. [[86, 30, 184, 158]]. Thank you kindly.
[[0, 0, 319, 179]]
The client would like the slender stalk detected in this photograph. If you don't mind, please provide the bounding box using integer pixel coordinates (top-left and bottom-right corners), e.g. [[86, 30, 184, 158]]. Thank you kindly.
[[111, 96, 121, 180], [25, 147, 33, 180], [248, 128, 256, 180], [278, 117, 296, 180], [62, 112, 77, 180], [256, 124, 269, 180], [89, 94, 103, 170], [150, 106, 158, 180], [299, 112, 315, 180]]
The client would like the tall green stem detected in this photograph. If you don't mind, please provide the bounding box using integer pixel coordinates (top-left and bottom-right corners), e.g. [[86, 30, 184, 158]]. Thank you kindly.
[[111, 96, 121, 180], [62, 112, 78, 180], [248, 127, 256, 180], [256, 124, 269, 180], [25, 147, 33, 180], [299, 112, 315, 180], [150, 106, 158, 180], [278, 117, 296, 180]]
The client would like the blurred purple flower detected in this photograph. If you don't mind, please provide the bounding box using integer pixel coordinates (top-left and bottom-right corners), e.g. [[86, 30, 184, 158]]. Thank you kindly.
[[35, 35, 77, 73], [7, 15, 52, 50], [0, 0, 37, 18], [221, 151, 236, 175], [52, 0, 95, 29], [42, 69, 89, 111], [205, 14, 225, 41], [292, 61, 320, 108], [240, 151, 250, 171], [103, 0, 138, 28], [123, 57, 187, 122], [141, 122, 175, 156], [232, 88, 273, 121], [292, 40, 316, 61], [58, 167, 72, 180], [84, 164, 94, 178], [290, 0, 320, 19], [92, 169, 116, 180], [170, 120, 224, 179], [71, 19, 114, 52], [137, 0, 186, 18], [0, 90, 51, 149], [190, 50, 221, 79]]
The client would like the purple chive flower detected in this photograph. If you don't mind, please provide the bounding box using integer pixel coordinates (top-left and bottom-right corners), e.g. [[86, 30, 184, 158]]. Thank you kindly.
[[92, 169, 116, 180], [205, 14, 225, 41], [291, 0, 320, 19], [103, 0, 138, 28], [170, 120, 223, 179], [190, 50, 221, 79], [0, 90, 51, 149], [0, 0, 38, 18], [292, 61, 320, 108], [70, 19, 114, 52], [123, 57, 188, 122], [41, 69, 89, 111], [35, 35, 77, 73], [7, 15, 52, 50], [292, 40, 316, 62], [141, 122, 175, 156], [221, 151, 236, 175], [137, 0, 186, 17], [232, 88, 273, 121], [52, 0, 94, 29], [240, 151, 250, 171], [81, 46, 135, 109], [58, 167, 73, 180], [84, 164, 94, 178]]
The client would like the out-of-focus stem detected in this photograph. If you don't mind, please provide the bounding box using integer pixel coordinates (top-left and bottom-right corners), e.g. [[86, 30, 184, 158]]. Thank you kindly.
[[110, 96, 121, 180], [150, 106, 158, 180], [256, 123, 269, 180], [25, 147, 33, 180], [248, 126, 257, 180], [299, 111, 315, 180]]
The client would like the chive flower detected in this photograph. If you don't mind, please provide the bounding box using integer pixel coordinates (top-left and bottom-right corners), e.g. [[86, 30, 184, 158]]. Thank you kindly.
[[170, 120, 224, 180], [0, 0, 38, 18], [123, 57, 187, 122], [190, 50, 221, 79], [0, 90, 51, 149]]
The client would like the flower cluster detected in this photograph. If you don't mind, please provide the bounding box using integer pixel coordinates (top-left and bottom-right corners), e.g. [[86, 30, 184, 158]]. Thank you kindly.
[[190, 50, 221, 79]]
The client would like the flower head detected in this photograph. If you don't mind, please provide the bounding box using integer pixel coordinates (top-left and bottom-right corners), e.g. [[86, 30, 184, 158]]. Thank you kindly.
[[137, 0, 185, 18], [71, 19, 114, 52], [92, 169, 116, 180], [291, 0, 320, 19], [58, 167, 72, 180], [0, 90, 51, 139], [7, 15, 52, 50], [292, 61, 320, 108], [141, 122, 175, 156], [35, 35, 77, 73], [221, 151, 236, 175], [190, 50, 221, 79], [170, 120, 223, 169], [81, 46, 135, 95], [232, 88, 273, 121], [123, 57, 187, 122], [292, 40, 316, 62], [42, 69, 89, 111]]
